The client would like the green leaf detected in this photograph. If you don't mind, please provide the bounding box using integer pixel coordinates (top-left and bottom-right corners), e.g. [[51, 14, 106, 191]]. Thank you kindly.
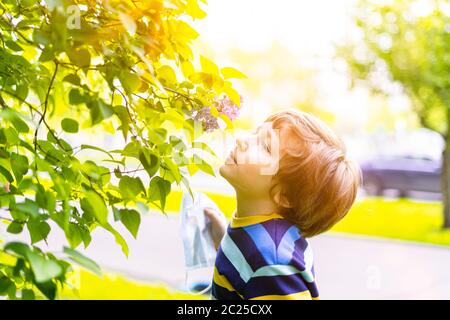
[[39, 46, 54, 62], [193, 154, 215, 176], [4, 127, 20, 145], [221, 67, 247, 79], [148, 128, 167, 145], [27, 220, 51, 244], [163, 158, 181, 183], [118, 209, 141, 238], [64, 223, 91, 249], [148, 176, 171, 211], [139, 150, 159, 178], [7, 221, 24, 234], [113, 106, 130, 140], [10, 115, 29, 133], [80, 144, 114, 160], [10, 153, 29, 184], [119, 176, 146, 199], [186, 0, 207, 19], [9, 209, 28, 222], [21, 289, 35, 300], [61, 118, 79, 133], [84, 191, 108, 225], [88, 99, 114, 125], [63, 247, 102, 276], [5, 40, 23, 52], [119, 72, 141, 94], [104, 224, 129, 257], [15, 84, 29, 101], [65, 223, 83, 248], [200, 55, 219, 75], [157, 65, 177, 84], [20, 0, 35, 8], [35, 280, 57, 300], [69, 89, 84, 105], [63, 74, 81, 86], [79, 227, 92, 248], [4, 242, 29, 257], [121, 141, 141, 159], [0, 276, 14, 295], [175, 20, 199, 40], [0, 129, 6, 145], [14, 199, 39, 218], [36, 189, 56, 215], [113, 206, 121, 221], [181, 60, 195, 78], [192, 141, 217, 157], [0, 165, 14, 183], [4, 242, 63, 283], [67, 48, 91, 68], [224, 87, 241, 107]]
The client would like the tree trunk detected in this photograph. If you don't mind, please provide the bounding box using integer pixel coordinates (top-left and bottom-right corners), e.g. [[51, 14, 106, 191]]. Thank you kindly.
[[442, 136, 450, 228]]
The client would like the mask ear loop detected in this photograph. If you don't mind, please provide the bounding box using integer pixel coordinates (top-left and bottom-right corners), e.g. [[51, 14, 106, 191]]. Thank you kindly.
[[184, 270, 213, 295]]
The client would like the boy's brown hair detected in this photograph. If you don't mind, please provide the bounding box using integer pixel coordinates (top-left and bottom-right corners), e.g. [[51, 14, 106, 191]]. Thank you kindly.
[[267, 110, 361, 238]]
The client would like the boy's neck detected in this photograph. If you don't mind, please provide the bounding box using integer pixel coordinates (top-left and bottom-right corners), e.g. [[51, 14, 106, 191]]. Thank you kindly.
[[235, 191, 279, 218]]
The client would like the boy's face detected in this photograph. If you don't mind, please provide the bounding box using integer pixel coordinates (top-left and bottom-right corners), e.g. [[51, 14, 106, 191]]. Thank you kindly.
[[219, 121, 282, 196]]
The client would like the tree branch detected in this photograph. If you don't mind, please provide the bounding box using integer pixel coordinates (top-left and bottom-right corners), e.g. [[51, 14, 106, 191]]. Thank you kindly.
[[34, 60, 59, 153]]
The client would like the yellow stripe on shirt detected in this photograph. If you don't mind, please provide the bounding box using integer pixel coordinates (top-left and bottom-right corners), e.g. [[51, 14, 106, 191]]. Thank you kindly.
[[213, 267, 244, 299], [230, 212, 285, 228], [250, 290, 314, 300]]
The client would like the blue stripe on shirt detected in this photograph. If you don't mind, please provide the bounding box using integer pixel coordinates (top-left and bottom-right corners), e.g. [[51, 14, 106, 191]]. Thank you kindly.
[[220, 234, 254, 282], [243, 224, 277, 265], [277, 226, 302, 265]]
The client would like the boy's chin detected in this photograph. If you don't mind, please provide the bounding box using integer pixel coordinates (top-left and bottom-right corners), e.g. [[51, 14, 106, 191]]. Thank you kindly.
[[219, 164, 234, 182], [219, 164, 228, 179]]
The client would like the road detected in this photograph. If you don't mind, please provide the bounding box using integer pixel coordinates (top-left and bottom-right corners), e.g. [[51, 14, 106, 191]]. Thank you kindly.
[[3, 212, 450, 299]]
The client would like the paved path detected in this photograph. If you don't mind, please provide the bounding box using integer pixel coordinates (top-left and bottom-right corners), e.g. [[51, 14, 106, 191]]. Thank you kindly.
[[3, 212, 450, 299]]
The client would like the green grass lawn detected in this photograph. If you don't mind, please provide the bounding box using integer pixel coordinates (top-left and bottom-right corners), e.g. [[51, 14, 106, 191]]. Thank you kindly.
[[332, 197, 450, 246], [162, 190, 450, 246], [60, 270, 204, 300]]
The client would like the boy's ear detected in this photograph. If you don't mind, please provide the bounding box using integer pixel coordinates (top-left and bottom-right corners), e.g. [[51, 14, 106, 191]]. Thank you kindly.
[[273, 191, 293, 208]]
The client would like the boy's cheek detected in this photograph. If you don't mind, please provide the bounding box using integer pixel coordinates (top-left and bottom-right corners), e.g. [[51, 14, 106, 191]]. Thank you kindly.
[[233, 163, 273, 181], [235, 148, 272, 167]]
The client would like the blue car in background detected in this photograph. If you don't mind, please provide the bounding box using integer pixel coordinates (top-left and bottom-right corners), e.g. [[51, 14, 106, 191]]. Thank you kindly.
[[360, 155, 442, 197]]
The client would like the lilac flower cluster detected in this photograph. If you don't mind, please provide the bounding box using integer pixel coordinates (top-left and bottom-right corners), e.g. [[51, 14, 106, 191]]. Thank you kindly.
[[194, 95, 242, 132], [216, 96, 240, 121], [195, 107, 219, 132]]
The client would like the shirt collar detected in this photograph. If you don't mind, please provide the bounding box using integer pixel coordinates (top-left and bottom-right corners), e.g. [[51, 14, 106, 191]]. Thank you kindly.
[[230, 212, 285, 228]]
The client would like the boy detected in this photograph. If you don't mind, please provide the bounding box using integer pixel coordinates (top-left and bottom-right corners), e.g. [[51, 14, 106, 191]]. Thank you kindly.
[[204, 109, 361, 300]]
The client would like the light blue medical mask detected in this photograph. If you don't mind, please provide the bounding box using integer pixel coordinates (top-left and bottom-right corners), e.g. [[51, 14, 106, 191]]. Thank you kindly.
[[180, 192, 226, 294]]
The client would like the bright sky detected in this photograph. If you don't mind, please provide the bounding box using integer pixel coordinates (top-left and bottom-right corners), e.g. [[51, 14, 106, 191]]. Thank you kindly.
[[192, 0, 375, 131], [196, 0, 356, 55], [190, 0, 444, 159]]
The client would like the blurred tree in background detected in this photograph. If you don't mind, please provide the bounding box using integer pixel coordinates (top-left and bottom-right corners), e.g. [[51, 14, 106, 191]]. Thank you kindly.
[[0, 0, 243, 299], [214, 42, 333, 128], [340, 0, 450, 226]]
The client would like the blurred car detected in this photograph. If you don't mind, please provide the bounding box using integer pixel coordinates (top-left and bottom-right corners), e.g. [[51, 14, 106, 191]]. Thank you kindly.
[[360, 155, 442, 196]]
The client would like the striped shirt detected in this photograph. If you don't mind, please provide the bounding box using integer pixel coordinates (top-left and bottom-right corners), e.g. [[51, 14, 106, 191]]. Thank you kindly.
[[211, 212, 319, 300]]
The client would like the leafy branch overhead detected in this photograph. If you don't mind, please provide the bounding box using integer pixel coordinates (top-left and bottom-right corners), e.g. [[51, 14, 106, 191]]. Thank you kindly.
[[0, 0, 244, 299]]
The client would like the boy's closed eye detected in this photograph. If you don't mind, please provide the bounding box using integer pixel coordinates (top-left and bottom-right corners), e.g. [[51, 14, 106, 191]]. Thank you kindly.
[[255, 127, 273, 154]]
